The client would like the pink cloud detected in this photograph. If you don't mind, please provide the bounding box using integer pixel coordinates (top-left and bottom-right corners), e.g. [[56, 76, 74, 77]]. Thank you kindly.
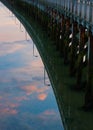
[[20, 85, 49, 101], [21, 85, 37, 95], [0, 96, 2, 100], [21, 85, 49, 96], [9, 109, 17, 115], [43, 110, 57, 116], [0, 108, 17, 115], [0, 79, 11, 83], [37, 109, 59, 122], [31, 59, 43, 68], [38, 93, 47, 101], [15, 96, 29, 102], [0, 101, 19, 116], [0, 44, 25, 56], [9, 103, 19, 108]]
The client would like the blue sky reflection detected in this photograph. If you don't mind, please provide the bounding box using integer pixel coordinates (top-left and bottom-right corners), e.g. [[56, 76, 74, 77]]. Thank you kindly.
[[0, 2, 64, 130]]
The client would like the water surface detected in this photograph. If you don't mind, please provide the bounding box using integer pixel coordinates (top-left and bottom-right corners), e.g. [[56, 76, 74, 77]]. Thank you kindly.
[[0, 2, 64, 130]]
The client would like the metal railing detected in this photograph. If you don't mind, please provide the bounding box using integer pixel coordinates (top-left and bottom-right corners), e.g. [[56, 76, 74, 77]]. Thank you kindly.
[[23, 0, 93, 29]]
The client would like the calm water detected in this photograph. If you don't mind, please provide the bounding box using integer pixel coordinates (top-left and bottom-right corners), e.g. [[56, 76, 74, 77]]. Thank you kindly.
[[0, 2, 64, 130]]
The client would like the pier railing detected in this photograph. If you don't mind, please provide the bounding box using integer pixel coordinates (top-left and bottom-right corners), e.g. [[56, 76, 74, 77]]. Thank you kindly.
[[22, 0, 93, 30]]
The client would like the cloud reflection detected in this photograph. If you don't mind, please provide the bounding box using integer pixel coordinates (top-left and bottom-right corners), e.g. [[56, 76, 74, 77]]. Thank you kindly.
[[38, 93, 47, 101], [18, 109, 62, 130], [0, 42, 25, 57], [20, 85, 49, 101], [0, 96, 2, 100], [0, 102, 19, 116], [0, 3, 63, 129], [15, 96, 29, 102], [0, 108, 17, 115]]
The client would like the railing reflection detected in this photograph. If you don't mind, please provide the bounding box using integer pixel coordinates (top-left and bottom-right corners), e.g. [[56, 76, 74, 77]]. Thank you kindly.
[[33, 41, 38, 57], [44, 67, 50, 86]]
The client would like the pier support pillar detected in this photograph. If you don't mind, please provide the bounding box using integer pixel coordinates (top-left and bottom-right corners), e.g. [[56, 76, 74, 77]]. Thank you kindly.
[[59, 14, 65, 56], [69, 21, 79, 76], [64, 18, 71, 64], [76, 25, 87, 89], [84, 32, 93, 110]]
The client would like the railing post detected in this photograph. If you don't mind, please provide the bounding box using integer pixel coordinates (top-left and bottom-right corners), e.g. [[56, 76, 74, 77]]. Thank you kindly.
[[75, 0, 78, 15], [84, 0, 87, 19], [89, 1, 92, 24], [79, 0, 82, 18]]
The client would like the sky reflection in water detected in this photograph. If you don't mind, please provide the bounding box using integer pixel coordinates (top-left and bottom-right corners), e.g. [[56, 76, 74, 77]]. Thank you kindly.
[[0, 2, 64, 130]]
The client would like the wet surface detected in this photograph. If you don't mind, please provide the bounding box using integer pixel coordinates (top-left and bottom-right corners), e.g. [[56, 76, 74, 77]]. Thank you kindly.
[[0, 2, 64, 130]]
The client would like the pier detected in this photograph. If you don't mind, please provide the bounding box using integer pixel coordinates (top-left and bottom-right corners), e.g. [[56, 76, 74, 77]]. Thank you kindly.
[[1, 0, 93, 129]]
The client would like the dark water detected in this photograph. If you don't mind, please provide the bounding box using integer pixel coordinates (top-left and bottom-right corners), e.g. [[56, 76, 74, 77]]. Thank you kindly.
[[0, 2, 64, 130]]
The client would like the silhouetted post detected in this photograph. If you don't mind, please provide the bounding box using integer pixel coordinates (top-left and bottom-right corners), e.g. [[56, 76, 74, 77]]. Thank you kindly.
[[59, 14, 65, 57], [75, 0, 78, 15], [69, 22, 79, 76], [84, 0, 87, 19], [79, 0, 82, 18], [84, 31, 93, 110], [64, 18, 71, 64], [89, 1, 92, 24], [76, 25, 88, 89]]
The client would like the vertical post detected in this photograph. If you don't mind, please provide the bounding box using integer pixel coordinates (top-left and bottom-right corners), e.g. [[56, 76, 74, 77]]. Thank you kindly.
[[89, 1, 92, 23], [75, 0, 78, 15], [68, 0, 70, 12], [44, 67, 46, 85], [84, 0, 87, 19], [63, 0, 65, 9], [71, 0, 74, 13], [75, 25, 86, 89], [84, 31, 93, 110], [33, 42, 38, 57], [64, 18, 71, 64], [69, 22, 79, 76], [25, 30, 27, 41], [59, 14, 65, 56], [79, 0, 82, 18], [44, 67, 50, 86]]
